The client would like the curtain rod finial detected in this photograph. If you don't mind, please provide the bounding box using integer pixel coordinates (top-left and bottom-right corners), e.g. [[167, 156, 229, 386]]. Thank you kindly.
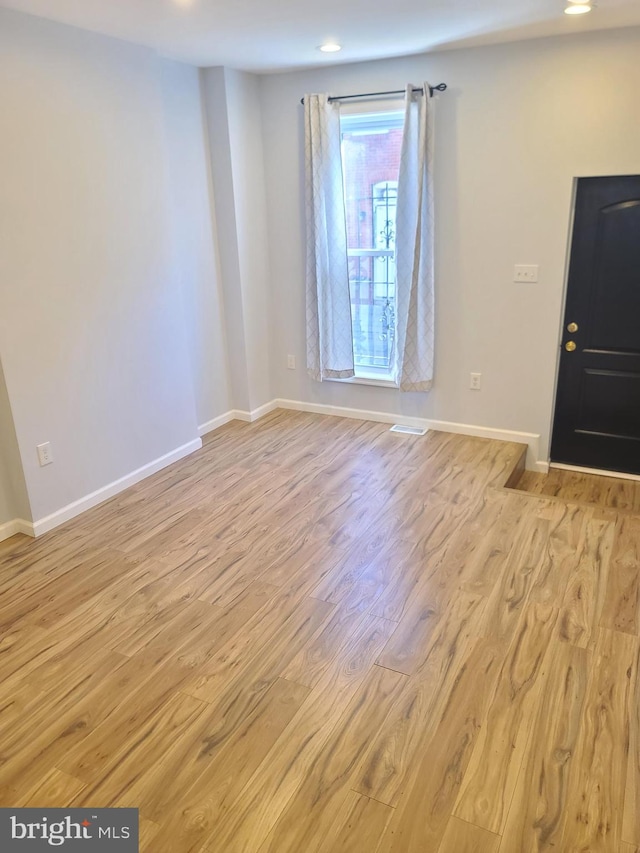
[[429, 83, 447, 96]]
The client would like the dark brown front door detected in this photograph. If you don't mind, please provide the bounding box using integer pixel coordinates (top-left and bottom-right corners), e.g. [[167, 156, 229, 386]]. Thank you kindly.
[[551, 175, 640, 475]]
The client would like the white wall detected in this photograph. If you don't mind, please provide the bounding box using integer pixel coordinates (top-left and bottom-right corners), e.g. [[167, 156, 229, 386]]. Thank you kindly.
[[0, 469, 14, 530], [0, 455, 14, 528], [260, 27, 640, 462], [202, 67, 252, 413], [0, 363, 31, 526], [223, 69, 271, 413], [0, 9, 202, 522], [202, 67, 272, 414], [159, 60, 232, 429]]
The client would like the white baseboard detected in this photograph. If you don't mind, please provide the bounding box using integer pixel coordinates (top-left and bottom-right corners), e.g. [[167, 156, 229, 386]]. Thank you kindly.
[[276, 398, 422, 428], [247, 400, 279, 422], [198, 411, 238, 436], [275, 398, 541, 469], [31, 438, 202, 538], [534, 460, 550, 474], [198, 401, 279, 436], [551, 462, 640, 482], [0, 518, 34, 543]]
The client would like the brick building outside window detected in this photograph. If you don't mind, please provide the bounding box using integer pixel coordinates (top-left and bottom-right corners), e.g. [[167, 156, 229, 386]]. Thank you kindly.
[[341, 110, 404, 379]]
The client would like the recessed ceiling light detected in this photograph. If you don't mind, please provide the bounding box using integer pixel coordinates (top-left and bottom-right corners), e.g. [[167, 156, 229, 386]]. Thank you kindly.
[[564, 3, 592, 13], [319, 43, 342, 53]]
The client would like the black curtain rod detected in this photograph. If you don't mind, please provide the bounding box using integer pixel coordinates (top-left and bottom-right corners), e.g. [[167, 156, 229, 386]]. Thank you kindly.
[[300, 83, 446, 106]]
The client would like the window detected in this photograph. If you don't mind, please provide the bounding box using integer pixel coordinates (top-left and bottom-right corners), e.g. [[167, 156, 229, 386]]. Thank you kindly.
[[340, 110, 404, 382], [305, 90, 433, 391]]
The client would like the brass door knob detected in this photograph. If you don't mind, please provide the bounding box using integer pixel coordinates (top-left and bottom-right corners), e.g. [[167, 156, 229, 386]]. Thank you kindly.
[[565, 341, 577, 352], [567, 322, 578, 333]]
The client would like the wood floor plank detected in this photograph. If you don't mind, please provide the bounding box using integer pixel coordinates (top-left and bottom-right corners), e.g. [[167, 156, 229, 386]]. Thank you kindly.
[[369, 497, 472, 622], [528, 502, 587, 607], [282, 567, 388, 688], [351, 675, 433, 807], [199, 615, 397, 853], [0, 622, 50, 696], [0, 649, 134, 792], [258, 665, 407, 853], [560, 627, 636, 851], [438, 816, 501, 853], [55, 656, 197, 783], [112, 597, 224, 660], [354, 590, 487, 807], [119, 509, 210, 560], [310, 540, 399, 606], [559, 513, 615, 648], [516, 470, 545, 494], [14, 768, 86, 808], [63, 606, 308, 791], [623, 639, 640, 845], [457, 490, 531, 597], [477, 514, 550, 642], [181, 593, 333, 704], [377, 588, 485, 676], [133, 677, 310, 852], [600, 516, 640, 635], [498, 641, 589, 852], [0, 528, 95, 587], [158, 547, 253, 603], [514, 466, 640, 513], [70, 692, 209, 807], [139, 818, 162, 853], [375, 637, 504, 852], [169, 590, 277, 673], [254, 537, 343, 593], [0, 549, 137, 632], [14, 561, 187, 665], [454, 602, 558, 834], [317, 791, 394, 853]]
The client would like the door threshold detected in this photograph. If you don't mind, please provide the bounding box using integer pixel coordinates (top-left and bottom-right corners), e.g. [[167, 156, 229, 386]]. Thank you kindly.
[[550, 462, 640, 483]]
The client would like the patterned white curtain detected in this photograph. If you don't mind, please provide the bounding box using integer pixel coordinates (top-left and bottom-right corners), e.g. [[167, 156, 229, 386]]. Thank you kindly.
[[304, 94, 355, 381], [393, 83, 435, 391]]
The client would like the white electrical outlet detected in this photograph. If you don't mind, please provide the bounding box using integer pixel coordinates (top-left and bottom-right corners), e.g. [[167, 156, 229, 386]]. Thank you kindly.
[[514, 264, 539, 283], [287, 355, 296, 370], [470, 373, 482, 391], [37, 442, 53, 467]]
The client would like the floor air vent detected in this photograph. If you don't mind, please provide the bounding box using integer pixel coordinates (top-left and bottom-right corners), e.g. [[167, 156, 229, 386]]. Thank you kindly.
[[390, 424, 428, 436]]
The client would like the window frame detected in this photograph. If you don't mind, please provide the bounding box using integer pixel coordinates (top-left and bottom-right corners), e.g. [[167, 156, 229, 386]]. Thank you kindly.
[[337, 105, 405, 388]]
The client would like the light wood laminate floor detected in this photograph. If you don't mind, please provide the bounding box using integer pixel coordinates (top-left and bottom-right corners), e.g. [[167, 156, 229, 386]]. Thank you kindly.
[[517, 467, 640, 513], [1, 410, 639, 852]]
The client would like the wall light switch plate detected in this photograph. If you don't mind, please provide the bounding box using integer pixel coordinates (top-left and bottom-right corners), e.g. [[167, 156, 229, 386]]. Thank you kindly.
[[470, 373, 482, 391], [37, 442, 53, 466], [514, 264, 538, 283], [287, 355, 296, 370]]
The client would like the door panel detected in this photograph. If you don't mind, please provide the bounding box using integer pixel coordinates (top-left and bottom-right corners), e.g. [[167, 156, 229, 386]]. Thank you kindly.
[[578, 369, 640, 438], [590, 201, 640, 351], [551, 175, 640, 474]]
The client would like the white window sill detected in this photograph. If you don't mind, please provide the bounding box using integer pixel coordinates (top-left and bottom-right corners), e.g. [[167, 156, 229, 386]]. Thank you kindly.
[[325, 374, 399, 389]]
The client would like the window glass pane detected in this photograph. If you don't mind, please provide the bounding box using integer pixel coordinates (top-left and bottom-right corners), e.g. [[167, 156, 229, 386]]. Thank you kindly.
[[340, 111, 403, 378]]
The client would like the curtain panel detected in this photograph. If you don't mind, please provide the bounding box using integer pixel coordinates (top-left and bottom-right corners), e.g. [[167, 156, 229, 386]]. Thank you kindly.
[[393, 83, 435, 391], [303, 94, 355, 381]]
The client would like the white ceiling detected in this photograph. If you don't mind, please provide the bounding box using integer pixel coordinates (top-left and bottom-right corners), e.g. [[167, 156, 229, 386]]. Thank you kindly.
[[2, 0, 640, 72]]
